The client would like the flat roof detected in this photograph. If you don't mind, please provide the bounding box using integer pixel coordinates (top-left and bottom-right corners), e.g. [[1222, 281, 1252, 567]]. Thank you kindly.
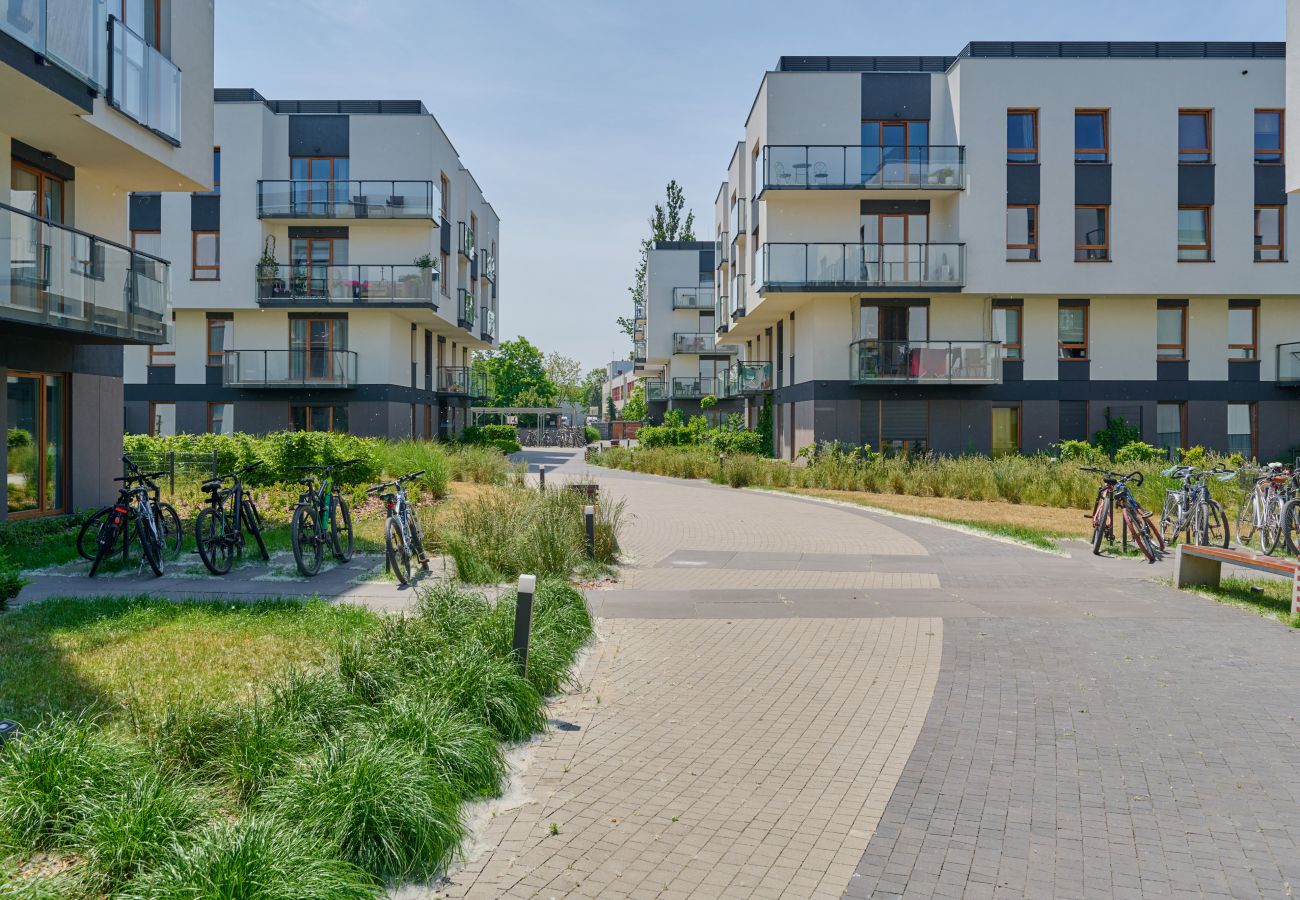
[[213, 89, 428, 115]]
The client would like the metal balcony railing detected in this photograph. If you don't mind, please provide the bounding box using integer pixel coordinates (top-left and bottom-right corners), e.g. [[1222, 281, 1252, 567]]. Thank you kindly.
[[457, 289, 475, 330], [672, 286, 713, 309], [223, 350, 358, 388], [1278, 343, 1300, 384], [643, 379, 669, 402], [763, 146, 965, 190], [671, 376, 718, 399], [0, 201, 169, 344], [469, 370, 492, 399], [849, 340, 1002, 385], [438, 366, 470, 394], [633, 340, 646, 362], [255, 264, 437, 305], [108, 17, 182, 144], [256, 181, 438, 219], [716, 234, 729, 269], [724, 361, 774, 396], [674, 332, 736, 354], [762, 243, 965, 290]]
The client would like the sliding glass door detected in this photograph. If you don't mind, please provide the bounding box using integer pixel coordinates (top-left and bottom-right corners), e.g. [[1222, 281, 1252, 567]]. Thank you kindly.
[[6, 372, 66, 516]]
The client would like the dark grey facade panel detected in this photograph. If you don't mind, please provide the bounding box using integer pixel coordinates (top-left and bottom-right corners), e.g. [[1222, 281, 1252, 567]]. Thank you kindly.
[[1058, 361, 1090, 381], [1157, 360, 1189, 381], [882, 400, 928, 440], [770, 379, 1294, 405], [0, 35, 93, 111], [129, 193, 162, 231], [146, 365, 176, 385], [12, 140, 76, 181], [860, 199, 930, 215], [1074, 164, 1111, 205], [1006, 165, 1040, 205], [190, 194, 220, 231], [72, 345, 123, 378], [1002, 360, 1023, 382], [288, 226, 348, 240], [1254, 165, 1287, 205], [1228, 361, 1261, 382], [440, 217, 452, 253], [860, 400, 879, 447], [699, 249, 714, 273], [653, 241, 715, 251], [1059, 400, 1088, 442], [1177, 164, 1215, 206], [288, 114, 349, 157], [860, 73, 931, 120]]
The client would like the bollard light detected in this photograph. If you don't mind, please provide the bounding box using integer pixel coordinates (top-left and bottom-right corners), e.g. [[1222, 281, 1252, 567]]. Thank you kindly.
[[539, 465, 547, 491], [0, 720, 20, 748], [584, 504, 596, 559], [513, 574, 536, 675]]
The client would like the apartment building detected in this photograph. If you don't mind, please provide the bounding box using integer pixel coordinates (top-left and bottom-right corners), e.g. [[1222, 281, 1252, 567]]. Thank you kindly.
[[124, 90, 499, 439], [600, 359, 636, 418], [0, 0, 214, 520], [714, 42, 1300, 461]]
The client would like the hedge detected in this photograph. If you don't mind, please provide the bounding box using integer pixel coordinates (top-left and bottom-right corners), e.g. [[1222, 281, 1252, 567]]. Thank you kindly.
[[121, 432, 383, 487]]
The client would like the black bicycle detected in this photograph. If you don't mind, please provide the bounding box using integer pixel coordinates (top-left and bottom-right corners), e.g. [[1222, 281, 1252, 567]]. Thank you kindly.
[[195, 461, 270, 575], [77, 457, 182, 562], [367, 470, 429, 586], [290, 459, 358, 576], [88, 459, 170, 578]]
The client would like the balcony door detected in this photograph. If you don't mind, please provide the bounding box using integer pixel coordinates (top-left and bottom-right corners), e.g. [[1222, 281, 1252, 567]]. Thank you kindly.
[[6, 372, 66, 517], [862, 213, 926, 284], [290, 236, 346, 298], [290, 317, 347, 383], [858, 303, 928, 378], [10, 161, 65, 309], [862, 120, 929, 186], [291, 156, 349, 215], [109, 0, 160, 45]]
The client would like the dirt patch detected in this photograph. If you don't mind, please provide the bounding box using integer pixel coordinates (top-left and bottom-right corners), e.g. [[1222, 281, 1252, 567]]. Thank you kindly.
[[788, 488, 1093, 537]]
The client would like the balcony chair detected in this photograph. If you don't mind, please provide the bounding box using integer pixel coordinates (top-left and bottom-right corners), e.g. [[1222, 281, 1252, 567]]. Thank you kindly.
[[813, 161, 829, 182]]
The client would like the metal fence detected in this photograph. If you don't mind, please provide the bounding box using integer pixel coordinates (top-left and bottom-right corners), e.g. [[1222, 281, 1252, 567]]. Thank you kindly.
[[123, 451, 220, 494], [517, 427, 589, 448]]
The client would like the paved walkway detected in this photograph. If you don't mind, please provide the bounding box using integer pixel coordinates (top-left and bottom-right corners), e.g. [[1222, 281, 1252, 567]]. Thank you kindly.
[[433, 450, 1300, 900]]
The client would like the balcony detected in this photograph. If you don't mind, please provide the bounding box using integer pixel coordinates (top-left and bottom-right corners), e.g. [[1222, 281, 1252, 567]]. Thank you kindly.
[[763, 146, 965, 191], [716, 235, 728, 270], [438, 366, 470, 394], [724, 361, 774, 396], [458, 222, 476, 259], [480, 307, 496, 342], [255, 264, 437, 307], [457, 289, 475, 331], [256, 181, 438, 220], [107, 17, 182, 144], [1278, 343, 1300, 384], [672, 286, 713, 310], [849, 340, 1002, 385], [0, 201, 168, 344], [633, 340, 646, 363], [714, 294, 729, 334], [470, 370, 492, 400], [762, 243, 965, 292], [671, 376, 719, 400], [223, 350, 358, 388], [2, 0, 107, 90], [480, 249, 496, 282], [643, 379, 669, 402], [674, 332, 736, 355]]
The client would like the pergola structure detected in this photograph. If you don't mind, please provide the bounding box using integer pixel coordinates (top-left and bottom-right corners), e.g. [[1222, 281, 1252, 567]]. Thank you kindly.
[[470, 407, 569, 427]]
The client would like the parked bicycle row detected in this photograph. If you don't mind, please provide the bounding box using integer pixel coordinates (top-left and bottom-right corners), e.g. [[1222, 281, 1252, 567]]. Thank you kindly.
[[80, 457, 432, 585]]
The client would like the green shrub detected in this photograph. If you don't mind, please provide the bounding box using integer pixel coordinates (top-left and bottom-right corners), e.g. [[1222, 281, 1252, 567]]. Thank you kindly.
[[1114, 441, 1166, 465], [709, 429, 767, 455], [122, 431, 382, 487], [662, 409, 684, 427], [1091, 410, 1141, 458], [0, 548, 29, 609], [375, 440, 451, 499], [637, 425, 694, 448], [7, 427, 32, 450], [1178, 445, 1209, 468], [583, 425, 600, 444], [1056, 440, 1107, 464]]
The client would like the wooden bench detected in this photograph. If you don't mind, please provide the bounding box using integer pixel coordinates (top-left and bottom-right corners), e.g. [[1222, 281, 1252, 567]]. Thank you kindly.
[[1175, 544, 1300, 615]]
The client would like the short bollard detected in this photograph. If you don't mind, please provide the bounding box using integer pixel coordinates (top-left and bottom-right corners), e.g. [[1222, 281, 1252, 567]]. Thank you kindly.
[[512, 574, 536, 676], [0, 720, 19, 748], [584, 504, 596, 559], [539, 465, 547, 491]]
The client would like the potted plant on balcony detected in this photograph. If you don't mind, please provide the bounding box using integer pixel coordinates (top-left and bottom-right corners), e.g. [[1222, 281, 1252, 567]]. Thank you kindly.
[[410, 253, 436, 300], [256, 236, 280, 299]]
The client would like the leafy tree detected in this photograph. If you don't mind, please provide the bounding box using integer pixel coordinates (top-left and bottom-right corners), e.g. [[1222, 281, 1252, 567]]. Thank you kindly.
[[621, 181, 697, 346], [544, 352, 584, 404], [483, 337, 557, 408], [605, 396, 617, 420], [581, 367, 608, 409], [620, 384, 647, 422]]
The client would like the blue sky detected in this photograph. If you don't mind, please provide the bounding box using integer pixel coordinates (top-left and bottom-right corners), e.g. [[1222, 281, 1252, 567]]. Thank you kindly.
[[216, 0, 1285, 372]]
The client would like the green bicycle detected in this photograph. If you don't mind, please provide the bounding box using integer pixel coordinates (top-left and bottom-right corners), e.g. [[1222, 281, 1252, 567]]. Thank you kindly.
[[289, 459, 358, 576]]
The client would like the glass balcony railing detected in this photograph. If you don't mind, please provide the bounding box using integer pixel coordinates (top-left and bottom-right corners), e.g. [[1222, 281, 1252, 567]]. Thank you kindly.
[[257, 181, 438, 219], [470, 370, 492, 399], [255, 264, 437, 305], [223, 350, 357, 388], [762, 243, 965, 290], [3, 0, 109, 89], [671, 376, 718, 400], [0, 200, 168, 344], [714, 294, 729, 333], [633, 298, 645, 320], [725, 361, 774, 396], [849, 340, 1002, 385], [480, 249, 496, 282], [438, 366, 470, 394], [457, 289, 475, 329], [633, 340, 646, 362], [673, 332, 737, 354], [1278, 343, 1300, 384], [716, 234, 728, 269], [458, 222, 476, 258], [108, 17, 181, 143], [764, 146, 965, 191], [672, 286, 713, 310], [480, 307, 496, 341], [643, 379, 669, 402]]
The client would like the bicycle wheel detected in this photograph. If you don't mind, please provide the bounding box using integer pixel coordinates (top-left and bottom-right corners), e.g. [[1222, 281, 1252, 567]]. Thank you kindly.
[[137, 516, 164, 577], [1124, 508, 1157, 563], [1206, 501, 1230, 549], [88, 518, 120, 578], [1262, 497, 1286, 555], [1284, 498, 1300, 556], [1091, 498, 1108, 556], [291, 504, 323, 576], [409, 509, 429, 569], [1235, 493, 1257, 548], [242, 500, 270, 562], [195, 507, 233, 575], [385, 517, 411, 586], [154, 502, 183, 558], [77, 506, 116, 560], [330, 495, 354, 562], [1159, 494, 1182, 547]]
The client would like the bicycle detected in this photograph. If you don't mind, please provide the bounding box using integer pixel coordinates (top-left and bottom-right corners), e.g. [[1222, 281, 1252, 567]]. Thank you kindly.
[[77, 457, 182, 562], [289, 459, 358, 576], [367, 470, 430, 586], [194, 461, 270, 575], [1081, 467, 1163, 563], [88, 457, 170, 578], [1160, 465, 1232, 549], [1234, 462, 1294, 554]]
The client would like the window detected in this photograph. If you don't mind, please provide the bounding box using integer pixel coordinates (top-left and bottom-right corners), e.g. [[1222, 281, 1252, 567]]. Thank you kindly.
[[1075, 110, 1108, 162], [440, 173, 450, 220], [993, 303, 1021, 359], [1157, 403, 1185, 458], [290, 156, 349, 214], [206, 316, 229, 366], [289, 236, 346, 297], [290, 404, 348, 433], [192, 231, 219, 280], [131, 230, 161, 256], [1007, 109, 1038, 163], [751, 144, 761, 197], [1178, 110, 1212, 163], [1058, 303, 1088, 359], [149, 401, 176, 437], [111, 0, 160, 46], [207, 402, 234, 435], [289, 317, 348, 381], [991, 406, 1020, 458], [211, 146, 220, 193], [861, 120, 930, 185], [440, 251, 450, 296], [1074, 206, 1109, 261], [1177, 206, 1211, 261], [1156, 303, 1186, 360], [1254, 205, 1285, 261], [149, 311, 175, 366], [750, 226, 758, 284], [1006, 205, 1038, 260], [6, 372, 66, 516], [1228, 301, 1257, 360], [1255, 110, 1283, 163], [1227, 403, 1255, 458]]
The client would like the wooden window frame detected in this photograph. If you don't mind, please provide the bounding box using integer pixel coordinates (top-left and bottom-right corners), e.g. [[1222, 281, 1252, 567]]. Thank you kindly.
[[1178, 109, 1212, 163], [990, 404, 1022, 458], [1007, 109, 1039, 164], [147, 400, 175, 438], [1255, 109, 1284, 164], [1006, 204, 1038, 261], [1177, 205, 1212, 262], [439, 173, 450, 220], [212, 146, 220, 193], [1156, 401, 1187, 453], [1074, 109, 1109, 162], [992, 302, 1022, 359], [289, 403, 345, 433], [12, 159, 66, 222], [1227, 402, 1257, 460], [1156, 302, 1187, 361], [206, 317, 228, 367], [149, 310, 175, 366], [1074, 205, 1109, 262], [206, 401, 233, 434], [131, 229, 160, 253], [1227, 301, 1258, 362], [5, 370, 69, 518], [192, 230, 219, 281], [1254, 204, 1285, 262], [1058, 302, 1089, 361]]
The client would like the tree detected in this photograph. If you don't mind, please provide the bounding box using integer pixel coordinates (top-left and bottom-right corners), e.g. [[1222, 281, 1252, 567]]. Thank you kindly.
[[483, 337, 557, 408], [621, 384, 647, 423], [605, 396, 617, 421], [544, 352, 584, 404], [581, 367, 608, 409], [622, 181, 697, 346]]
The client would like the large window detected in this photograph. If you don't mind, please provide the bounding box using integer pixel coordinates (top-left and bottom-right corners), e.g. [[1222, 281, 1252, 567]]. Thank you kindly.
[[439, 173, 450, 220], [289, 317, 348, 381], [6, 372, 65, 516], [131, 229, 161, 256], [1177, 206, 1211, 261], [192, 231, 219, 280], [1075, 109, 1108, 162], [207, 402, 234, 435], [206, 315, 229, 367], [290, 404, 348, 433], [1156, 302, 1186, 360], [993, 302, 1022, 359], [1255, 205, 1285, 261], [1227, 403, 1255, 458], [1074, 206, 1109, 261], [1228, 302, 1258, 360], [857, 303, 928, 379], [862, 120, 930, 184], [290, 156, 349, 214], [149, 401, 176, 437], [1178, 110, 1212, 163], [1255, 110, 1283, 164], [1007, 110, 1038, 163], [991, 406, 1020, 458], [290, 236, 347, 296], [1006, 205, 1038, 260], [1058, 303, 1088, 359], [1157, 403, 1185, 458]]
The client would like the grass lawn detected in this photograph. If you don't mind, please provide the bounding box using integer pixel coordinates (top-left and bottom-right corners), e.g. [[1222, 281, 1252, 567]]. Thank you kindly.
[[1172, 575, 1300, 628]]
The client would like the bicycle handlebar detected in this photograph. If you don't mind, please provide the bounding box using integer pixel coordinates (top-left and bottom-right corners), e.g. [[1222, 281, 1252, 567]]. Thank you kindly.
[[293, 458, 361, 472], [366, 470, 425, 495], [1079, 466, 1143, 486], [114, 471, 165, 484]]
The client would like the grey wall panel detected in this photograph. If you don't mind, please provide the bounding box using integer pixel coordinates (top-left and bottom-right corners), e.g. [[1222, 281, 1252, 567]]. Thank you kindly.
[[1177, 164, 1215, 205], [123, 400, 150, 436], [191, 194, 221, 231], [1257, 400, 1296, 461], [129, 193, 162, 231], [1156, 360, 1189, 381], [1186, 400, 1225, 450], [176, 402, 207, 435], [861, 199, 930, 215], [929, 398, 989, 455], [861, 73, 932, 119], [73, 345, 123, 377], [1228, 361, 1261, 382], [289, 115, 349, 156], [1255, 165, 1287, 205], [1021, 400, 1058, 453], [1006, 164, 1040, 204], [1074, 164, 1112, 205], [70, 373, 123, 513], [234, 401, 289, 435], [1058, 361, 1090, 381]]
